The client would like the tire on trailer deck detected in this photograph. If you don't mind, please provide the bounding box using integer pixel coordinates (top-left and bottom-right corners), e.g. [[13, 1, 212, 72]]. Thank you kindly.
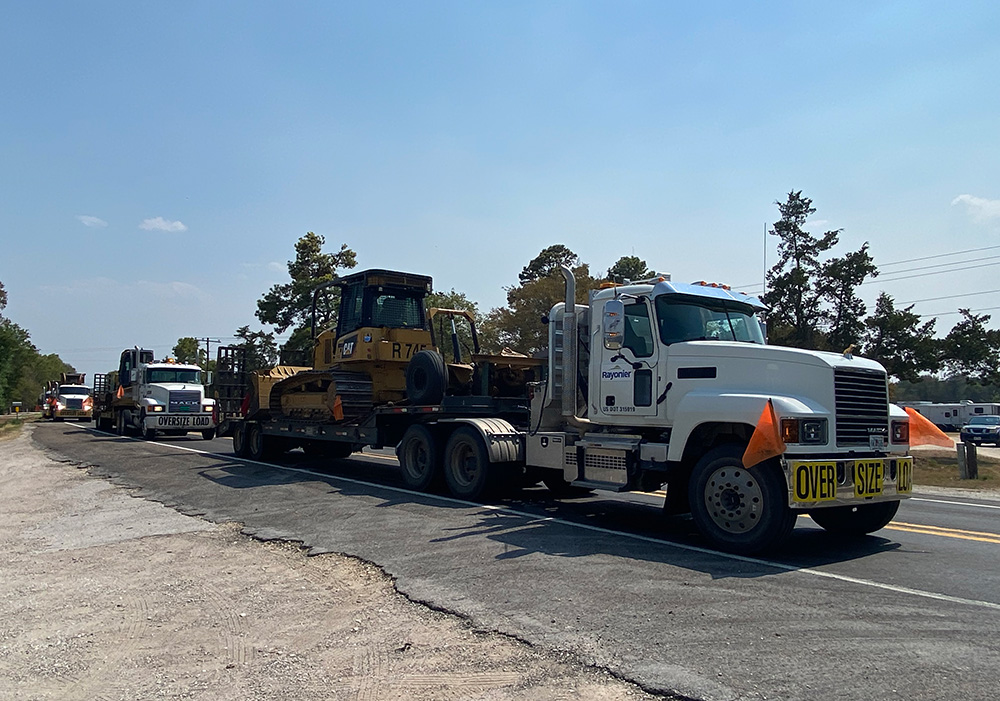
[[398, 424, 441, 491], [808, 500, 899, 536], [688, 443, 796, 554], [405, 350, 447, 406]]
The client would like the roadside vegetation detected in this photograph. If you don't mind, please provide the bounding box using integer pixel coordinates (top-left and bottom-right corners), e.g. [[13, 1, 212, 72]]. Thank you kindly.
[[914, 449, 1000, 489], [0, 414, 37, 442]]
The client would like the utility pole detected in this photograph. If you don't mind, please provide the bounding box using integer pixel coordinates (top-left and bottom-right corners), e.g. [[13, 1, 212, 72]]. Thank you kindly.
[[195, 338, 222, 369]]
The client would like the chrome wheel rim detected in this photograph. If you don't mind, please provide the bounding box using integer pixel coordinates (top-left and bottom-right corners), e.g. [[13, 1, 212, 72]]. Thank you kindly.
[[703, 465, 764, 534]]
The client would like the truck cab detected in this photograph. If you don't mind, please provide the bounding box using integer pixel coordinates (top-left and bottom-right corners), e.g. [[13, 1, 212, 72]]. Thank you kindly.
[[112, 348, 216, 440], [529, 267, 913, 553]]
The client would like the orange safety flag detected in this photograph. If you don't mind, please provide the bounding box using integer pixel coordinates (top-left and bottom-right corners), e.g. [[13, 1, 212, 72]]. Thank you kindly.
[[904, 407, 954, 448], [742, 399, 786, 468], [332, 395, 344, 421], [116, 384, 124, 399]]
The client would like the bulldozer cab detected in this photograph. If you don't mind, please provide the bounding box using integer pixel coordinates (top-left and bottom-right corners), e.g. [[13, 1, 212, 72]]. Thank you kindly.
[[313, 269, 435, 370]]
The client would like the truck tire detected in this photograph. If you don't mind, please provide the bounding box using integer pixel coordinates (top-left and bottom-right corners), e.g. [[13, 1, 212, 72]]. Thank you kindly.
[[443, 426, 499, 500], [201, 428, 216, 441], [406, 350, 447, 406], [809, 501, 899, 536], [688, 444, 796, 554], [232, 423, 249, 457], [398, 424, 441, 491], [141, 411, 157, 440], [247, 423, 269, 462], [116, 410, 127, 437]]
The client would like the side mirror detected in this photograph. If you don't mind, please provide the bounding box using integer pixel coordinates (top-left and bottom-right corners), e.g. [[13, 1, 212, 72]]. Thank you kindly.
[[603, 299, 625, 350]]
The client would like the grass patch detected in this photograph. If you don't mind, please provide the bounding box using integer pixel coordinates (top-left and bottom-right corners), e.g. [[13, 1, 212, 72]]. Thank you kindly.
[[0, 413, 39, 441], [914, 448, 1000, 489]]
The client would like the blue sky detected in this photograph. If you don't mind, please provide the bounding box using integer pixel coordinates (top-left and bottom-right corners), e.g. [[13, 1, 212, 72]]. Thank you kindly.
[[3, 1, 1000, 381]]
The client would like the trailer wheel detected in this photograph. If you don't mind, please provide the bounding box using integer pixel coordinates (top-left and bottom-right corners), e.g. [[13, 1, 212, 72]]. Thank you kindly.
[[232, 423, 249, 457], [444, 426, 498, 500], [398, 424, 441, 491], [406, 350, 447, 405], [688, 444, 796, 554], [809, 501, 899, 536], [247, 423, 269, 462]]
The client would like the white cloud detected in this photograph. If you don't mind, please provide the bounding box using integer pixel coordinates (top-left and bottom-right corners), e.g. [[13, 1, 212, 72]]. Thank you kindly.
[[76, 215, 108, 228], [951, 194, 1000, 223], [267, 261, 284, 272], [140, 216, 188, 232]]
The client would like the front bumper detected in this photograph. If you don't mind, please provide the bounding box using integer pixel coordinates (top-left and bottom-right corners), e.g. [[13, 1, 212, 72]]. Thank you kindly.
[[783, 456, 912, 509], [144, 413, 215, 431], [960, 431, 1000, 443], [53, 408, 92, 419]]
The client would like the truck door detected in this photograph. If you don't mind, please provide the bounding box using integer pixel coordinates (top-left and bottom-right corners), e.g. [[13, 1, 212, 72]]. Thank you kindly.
[[597, 298, 659, 418]]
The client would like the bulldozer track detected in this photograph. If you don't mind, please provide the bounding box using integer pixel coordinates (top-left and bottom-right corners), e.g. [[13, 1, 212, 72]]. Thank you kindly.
[[267, 369, 374, 423]]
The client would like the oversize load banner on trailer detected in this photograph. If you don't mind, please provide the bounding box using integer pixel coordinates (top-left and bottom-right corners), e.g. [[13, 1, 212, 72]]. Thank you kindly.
[[154, 415, 212, 428]]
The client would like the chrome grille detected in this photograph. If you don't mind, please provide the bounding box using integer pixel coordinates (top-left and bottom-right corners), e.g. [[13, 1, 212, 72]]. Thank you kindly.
[[169, 390, 201, 413], [834, 368, 889, 446], [65, 398, 84, 410]]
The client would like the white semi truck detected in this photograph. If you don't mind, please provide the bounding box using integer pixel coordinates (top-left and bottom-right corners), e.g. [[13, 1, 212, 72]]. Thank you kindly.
[[93, 348, 216, 440], [223, 265, 913, 554]]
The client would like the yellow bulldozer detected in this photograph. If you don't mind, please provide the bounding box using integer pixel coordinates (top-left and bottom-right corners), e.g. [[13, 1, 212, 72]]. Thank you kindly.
[[248, 269, 538, 426]]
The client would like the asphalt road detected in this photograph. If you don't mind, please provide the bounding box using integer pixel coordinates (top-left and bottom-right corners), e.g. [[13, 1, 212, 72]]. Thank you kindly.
[[32, 421, 1000, 701]]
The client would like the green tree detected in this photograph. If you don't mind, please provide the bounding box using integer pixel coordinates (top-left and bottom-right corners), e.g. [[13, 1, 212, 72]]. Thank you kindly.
[[485, 248, 599, 355], [940, 309, 1000, 384], [819, 243, 878, 352], [232, 325, 278, 373], [172, 337, 203, 366], [606, 256, 651, 283], [862, 293, 940, 382], [255, 232, 358, 353], [763, 191, 840, 348], [519, 245, 579, 284]]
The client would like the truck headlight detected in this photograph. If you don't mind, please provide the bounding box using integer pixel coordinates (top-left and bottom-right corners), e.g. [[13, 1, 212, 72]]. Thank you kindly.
[[202, 405, 212, 412], [151, 405, 164, 412], [891, 420, 909, 443], [780, 418, 827, 444]]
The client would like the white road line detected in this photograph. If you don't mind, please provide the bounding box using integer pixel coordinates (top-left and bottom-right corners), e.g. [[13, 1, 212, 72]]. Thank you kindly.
[[911, 497, 1000, 510], [71, 425, 1000, 612]]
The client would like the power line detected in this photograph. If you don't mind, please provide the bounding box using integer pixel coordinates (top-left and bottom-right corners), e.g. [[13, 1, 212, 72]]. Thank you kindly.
[[878, 243, 1000, 268], [919, 305, 1000, 319], [861, 259, 1000, 285], [900, 288, 1000, 305]]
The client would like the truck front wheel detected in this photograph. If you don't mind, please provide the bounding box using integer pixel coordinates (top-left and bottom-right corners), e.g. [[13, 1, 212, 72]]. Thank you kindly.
[[444, 426, 498, 500], [809, 501, 899, 536], [141, 412, 157, 440], [688, 444, 796, 554], [398, 424, 441, 491]]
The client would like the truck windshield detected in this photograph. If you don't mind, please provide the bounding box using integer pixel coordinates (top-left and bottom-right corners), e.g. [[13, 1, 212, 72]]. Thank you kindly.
[[655, 295, 765, 345], [59, 386, 92, 396], [146, 369, 202, 384], [969, 416, 1000, 426]]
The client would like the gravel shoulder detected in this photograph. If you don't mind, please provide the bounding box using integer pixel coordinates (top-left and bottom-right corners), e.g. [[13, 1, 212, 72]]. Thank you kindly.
[[0, 426, 660, 701]]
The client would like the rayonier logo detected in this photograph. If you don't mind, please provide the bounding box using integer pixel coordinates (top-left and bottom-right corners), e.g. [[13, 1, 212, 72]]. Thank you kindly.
[[602, 367, 632, 381]]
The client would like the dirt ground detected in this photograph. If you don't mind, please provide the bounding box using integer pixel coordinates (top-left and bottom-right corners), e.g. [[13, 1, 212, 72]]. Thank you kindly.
[[0, 426, 660, 701]]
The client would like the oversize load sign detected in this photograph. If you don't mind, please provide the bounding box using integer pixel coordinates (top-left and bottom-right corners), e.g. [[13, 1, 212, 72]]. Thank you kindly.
[[792, 461, 837, 502], [155, 415, 212, 428]]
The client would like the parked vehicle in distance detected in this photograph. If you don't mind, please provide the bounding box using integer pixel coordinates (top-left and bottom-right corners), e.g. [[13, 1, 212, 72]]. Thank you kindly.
[[959, 415, 1000, 445]]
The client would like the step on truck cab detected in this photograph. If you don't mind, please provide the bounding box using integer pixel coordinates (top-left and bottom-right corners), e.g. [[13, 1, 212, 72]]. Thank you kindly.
[[95, 348, 216, 440]]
